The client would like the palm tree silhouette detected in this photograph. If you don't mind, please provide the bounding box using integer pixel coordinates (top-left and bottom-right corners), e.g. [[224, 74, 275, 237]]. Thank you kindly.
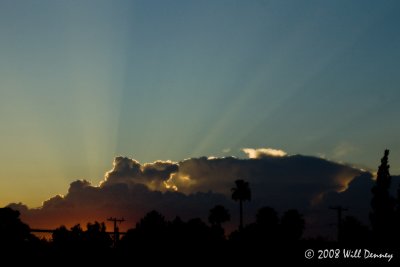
[[231, 179, 251, 231]]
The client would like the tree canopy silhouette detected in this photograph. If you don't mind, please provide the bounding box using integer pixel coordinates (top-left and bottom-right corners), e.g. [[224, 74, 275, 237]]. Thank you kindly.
[[122, 210, 168, 249], [0, 207, 33, 249], [209, 205, 230, 240], [209, 205, 230, 227], [231, 179, 251, 231]]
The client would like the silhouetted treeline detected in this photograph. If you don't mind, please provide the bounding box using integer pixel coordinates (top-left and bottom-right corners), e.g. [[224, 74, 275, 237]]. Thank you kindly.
[[52, 222, 112, 252], [0, 205, 307, 262]]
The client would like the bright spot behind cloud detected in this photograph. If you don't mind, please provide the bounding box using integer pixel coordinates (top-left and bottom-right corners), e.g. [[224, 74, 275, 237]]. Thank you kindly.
[[242, 148, 287, 158]]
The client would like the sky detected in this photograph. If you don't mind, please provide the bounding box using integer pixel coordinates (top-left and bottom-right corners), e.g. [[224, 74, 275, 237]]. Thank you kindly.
[[1, 0, 400, 209]]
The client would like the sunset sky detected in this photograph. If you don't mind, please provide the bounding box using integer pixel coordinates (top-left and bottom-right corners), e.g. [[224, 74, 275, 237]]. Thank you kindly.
[[1, 0, 400, 211]]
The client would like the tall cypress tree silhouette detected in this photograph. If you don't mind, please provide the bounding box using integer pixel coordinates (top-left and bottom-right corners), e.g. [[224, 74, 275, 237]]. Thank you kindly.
[[370, 149, 395, 243]]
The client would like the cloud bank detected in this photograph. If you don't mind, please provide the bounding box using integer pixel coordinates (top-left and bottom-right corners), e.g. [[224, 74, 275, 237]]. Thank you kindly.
[[7, 148, 376, 236]]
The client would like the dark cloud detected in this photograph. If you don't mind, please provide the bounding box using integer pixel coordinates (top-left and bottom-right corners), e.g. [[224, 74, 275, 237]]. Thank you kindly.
[[9, 181, 232, 232], [7, 150, 376, 237], [169, 155, 363, 211]]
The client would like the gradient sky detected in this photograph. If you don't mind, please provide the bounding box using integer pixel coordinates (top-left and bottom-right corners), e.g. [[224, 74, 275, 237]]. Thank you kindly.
[[1, 0, 400, 207]]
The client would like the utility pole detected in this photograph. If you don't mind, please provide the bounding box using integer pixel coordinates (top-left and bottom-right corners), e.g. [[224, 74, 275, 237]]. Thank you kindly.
[[329, 206, 348, 242], [107, 217, 125, 248]]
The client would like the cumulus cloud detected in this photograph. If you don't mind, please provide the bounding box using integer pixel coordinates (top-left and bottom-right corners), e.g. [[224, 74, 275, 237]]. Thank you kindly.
[[102, 156, 179, 191], [242, 148, 287, 158], [6, 148, 374, 237]]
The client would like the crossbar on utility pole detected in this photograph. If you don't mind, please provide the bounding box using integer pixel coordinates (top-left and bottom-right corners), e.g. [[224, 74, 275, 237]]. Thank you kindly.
[[107, 217, 125, 248]]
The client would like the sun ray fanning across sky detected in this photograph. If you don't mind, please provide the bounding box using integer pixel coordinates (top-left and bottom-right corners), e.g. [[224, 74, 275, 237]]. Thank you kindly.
[[1, 0, 400, 208]]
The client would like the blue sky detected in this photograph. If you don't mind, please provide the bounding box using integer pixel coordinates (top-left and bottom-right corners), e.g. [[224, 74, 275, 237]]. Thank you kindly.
[[1, 0, 400, 206]]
